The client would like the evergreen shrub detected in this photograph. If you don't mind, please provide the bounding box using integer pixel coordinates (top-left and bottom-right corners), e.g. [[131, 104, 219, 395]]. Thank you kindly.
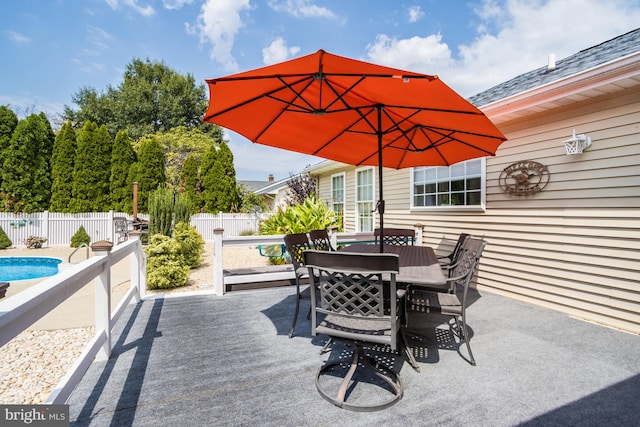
[[144, 234, 189, 289], [0, 226, 12, 249], [173, 222, 204, 269], [148, 186, 174, 237], [70, 225, 91, 247], [174, 193, 192, 226]]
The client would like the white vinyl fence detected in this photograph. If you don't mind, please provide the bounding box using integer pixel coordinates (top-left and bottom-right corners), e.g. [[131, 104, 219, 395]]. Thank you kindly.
[[0, 211, 271, 247]]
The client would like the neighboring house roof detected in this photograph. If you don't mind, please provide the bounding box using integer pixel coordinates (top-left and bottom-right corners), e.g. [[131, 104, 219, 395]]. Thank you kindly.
[[238, 180, 271, 192], [254, 177, 292, 195], [469, 28, 640, 107]]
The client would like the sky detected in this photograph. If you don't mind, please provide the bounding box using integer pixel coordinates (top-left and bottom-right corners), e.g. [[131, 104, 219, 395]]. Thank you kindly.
[[1, 0, 640, 182]]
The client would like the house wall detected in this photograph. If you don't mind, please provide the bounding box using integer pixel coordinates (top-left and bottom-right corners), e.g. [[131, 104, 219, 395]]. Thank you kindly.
[[314, 86, 640, 334]]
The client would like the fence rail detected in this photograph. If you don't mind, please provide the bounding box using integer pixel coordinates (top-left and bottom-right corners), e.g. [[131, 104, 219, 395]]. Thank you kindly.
[[0, 211, 271, 247]]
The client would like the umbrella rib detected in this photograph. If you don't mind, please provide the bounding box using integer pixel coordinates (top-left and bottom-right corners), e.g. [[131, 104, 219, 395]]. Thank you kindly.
[[320, 76, 367, 112], [203, 75, 317, 121]]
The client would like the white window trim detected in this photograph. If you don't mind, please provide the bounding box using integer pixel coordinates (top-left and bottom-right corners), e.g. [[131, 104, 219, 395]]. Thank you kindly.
[[409, 158, 487, 213], [330, 172, 346, 227], [355, 166, 375, 232]]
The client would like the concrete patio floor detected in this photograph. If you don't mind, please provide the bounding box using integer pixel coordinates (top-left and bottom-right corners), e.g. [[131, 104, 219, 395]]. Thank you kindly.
[[66, 286, 640, 426]]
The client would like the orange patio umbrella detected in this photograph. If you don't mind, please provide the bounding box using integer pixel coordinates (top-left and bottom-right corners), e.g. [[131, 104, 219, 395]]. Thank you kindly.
[[203, 49, 506, 252]]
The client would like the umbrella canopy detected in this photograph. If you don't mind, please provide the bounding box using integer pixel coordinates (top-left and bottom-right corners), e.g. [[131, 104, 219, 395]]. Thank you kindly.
[[203, 49, 506, 251]]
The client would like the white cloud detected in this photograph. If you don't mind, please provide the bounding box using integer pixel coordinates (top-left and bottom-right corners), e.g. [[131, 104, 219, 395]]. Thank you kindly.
[[5, 30, 31, 44], [366, 0, 640, 97], [104, 0, 155, 16], [162, 0, 195, 10], [366, 33, 453, 72], [262, 37, 301, 65], [267, 0, 337, 19], [407, 5, 425, 23], [187, 0, 251, 72]]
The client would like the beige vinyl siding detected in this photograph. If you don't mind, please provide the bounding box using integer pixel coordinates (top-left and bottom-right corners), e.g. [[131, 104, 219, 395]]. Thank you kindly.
[[414, 88, 640, 334]]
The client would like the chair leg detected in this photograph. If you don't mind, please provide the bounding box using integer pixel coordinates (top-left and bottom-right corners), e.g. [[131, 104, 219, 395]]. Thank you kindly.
[[459, 314, 476, 366], [315, 341, 403, 411], [289, 279, 302, 338], [400, 330, 420, 372], [452, 315, 476, 366]]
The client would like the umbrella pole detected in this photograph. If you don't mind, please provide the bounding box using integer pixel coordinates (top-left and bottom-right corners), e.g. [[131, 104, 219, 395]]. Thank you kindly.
[[377, 105, 384, 253]]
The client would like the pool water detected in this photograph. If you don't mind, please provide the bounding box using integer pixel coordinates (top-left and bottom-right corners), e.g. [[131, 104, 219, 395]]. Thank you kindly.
[[0, 257, 63, 281]]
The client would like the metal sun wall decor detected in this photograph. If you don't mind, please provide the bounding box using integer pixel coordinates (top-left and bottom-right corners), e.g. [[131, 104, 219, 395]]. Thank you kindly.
[[499, 161, 550, 196]]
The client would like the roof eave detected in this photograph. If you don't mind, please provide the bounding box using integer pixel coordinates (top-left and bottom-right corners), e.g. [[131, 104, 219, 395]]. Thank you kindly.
[[479, 51, 640, 123]]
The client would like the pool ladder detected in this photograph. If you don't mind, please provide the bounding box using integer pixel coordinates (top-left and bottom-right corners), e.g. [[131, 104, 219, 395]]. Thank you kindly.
[[68, 243, 90, 263]]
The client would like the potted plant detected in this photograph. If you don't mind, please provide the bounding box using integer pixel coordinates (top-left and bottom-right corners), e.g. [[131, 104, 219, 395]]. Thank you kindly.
[[25, 235, 47, 249]]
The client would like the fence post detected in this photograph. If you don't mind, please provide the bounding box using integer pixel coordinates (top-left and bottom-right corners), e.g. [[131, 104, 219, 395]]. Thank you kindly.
[[213, 228, 224, 296], [129, 231, 144, 302], [413, 223, 424, 246], [43, 211, 49, 246], [329, 226, 338, 249], [91, 240, 113, 360]]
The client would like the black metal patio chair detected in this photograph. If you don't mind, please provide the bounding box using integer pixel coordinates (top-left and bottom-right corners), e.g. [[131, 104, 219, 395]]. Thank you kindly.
[[374, 227, 415, 246], [405, 238, 486, 366], [283, 233, 313, 338], [309, 229, 335, 251], [305, 249, 415, 411]]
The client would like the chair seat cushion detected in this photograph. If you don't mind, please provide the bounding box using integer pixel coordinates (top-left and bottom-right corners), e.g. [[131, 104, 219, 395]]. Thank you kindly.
[[407, 289, 462, 316], [316, 314, 398, 347]]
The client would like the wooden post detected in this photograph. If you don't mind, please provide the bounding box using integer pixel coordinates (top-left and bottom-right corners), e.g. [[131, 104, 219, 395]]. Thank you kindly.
[[132, 182, 138, 221], [91, 240, 113, 360], [213, 228, 224, 296]]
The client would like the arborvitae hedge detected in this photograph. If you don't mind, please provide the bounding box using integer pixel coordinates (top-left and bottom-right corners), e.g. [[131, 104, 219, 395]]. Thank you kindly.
[[110, 130, 137, 212], [50, 122, 77, 212], [71, 122, 112, 212]]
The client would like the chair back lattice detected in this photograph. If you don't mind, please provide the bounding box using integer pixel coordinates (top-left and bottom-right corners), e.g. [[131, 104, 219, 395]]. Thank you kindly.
[[304, 250, 400, 348], [374, 228, 415, 246], [283, 233, 312, 269], [309, 229, 334, 251], [449, 233, 471, 263], [450, 238, 486, 295]]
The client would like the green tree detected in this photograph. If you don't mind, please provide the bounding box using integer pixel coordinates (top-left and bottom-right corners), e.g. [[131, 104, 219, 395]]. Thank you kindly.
[[70, 121, 112, 212], [110, 130, 137, 212], [237, 185, 267, 213], [180, 154, 202, 213], [0, 106, 19, 192], [63, 58, 213, 140], [130, 136, 165, 213], [0, 113, 53, 212], [154, 126, 218, 189], [201, 141, 238, 213], [49, 122, 77, 212]]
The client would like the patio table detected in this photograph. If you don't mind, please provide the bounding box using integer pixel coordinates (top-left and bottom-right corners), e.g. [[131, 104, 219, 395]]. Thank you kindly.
[[339, 244, 446, 287]]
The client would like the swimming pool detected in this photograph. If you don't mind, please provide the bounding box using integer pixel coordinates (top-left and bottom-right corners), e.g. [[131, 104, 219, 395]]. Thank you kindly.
[[0, 257, 63, 281]]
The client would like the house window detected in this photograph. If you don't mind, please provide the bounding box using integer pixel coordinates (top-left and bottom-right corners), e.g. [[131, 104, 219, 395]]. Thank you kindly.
[[331, 173, 345, 222], [356, 168, 374, 232], [412, 158, 484, 208]]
